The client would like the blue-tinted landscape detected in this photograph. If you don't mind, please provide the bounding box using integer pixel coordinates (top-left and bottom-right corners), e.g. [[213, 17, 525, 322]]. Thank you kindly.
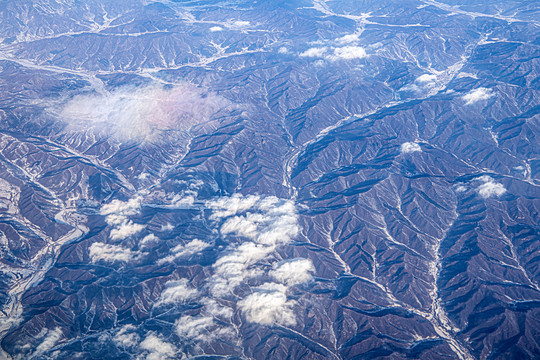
[[0, 0, 539, 359]]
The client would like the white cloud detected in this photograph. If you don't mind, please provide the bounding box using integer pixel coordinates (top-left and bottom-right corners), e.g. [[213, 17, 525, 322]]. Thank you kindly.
[[138, 172, 150, 180], [300, 47, 328, 58], [335, 33, 360, 45], [113, 325, 139, 348], [278, 47, 289, 54], [476, 176, 506, 198], [400, 74, 439, 93], [148, 193, 311, 337], [139, 334, 177, 360], [33, 328, 63, 357], [331, 46, 367, 60], [416, 74, 437, 83], [176, 315, 213, 342], [190, 179, 205, 189], [209, 26, 223, 32], [170, 193, 195, 207], [220, 215, 259, 239], [175, 315, 234, 343], [206, 196, 299, 297], [210, 242, 273, 296], [157, 239, 210, 264], [110, 220, 145, 240], [156, 279, 198, 306], [100, 197, 145, 240], [300, 46, 367, 61], [270, 258, 315, 286], [230, 20, 250, 28], [462, 87, 494, 105], [60, 83, 229, 141], [161, 223, 174, 231], [204, 298, 234, 319], [206, 193, 260, 220], [238, 287, 296, 326], [89, 242, 140, 263], [140, 233, 158, 248], [400, 142, 422, 154], [101, 197, 141, 221]]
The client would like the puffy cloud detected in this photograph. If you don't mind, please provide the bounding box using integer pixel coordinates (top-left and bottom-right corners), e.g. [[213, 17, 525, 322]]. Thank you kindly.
[[416, 74, 437, 83], [209, 26, 223, 32], [114, 327, 177, 359], [238, 286, 296, 326], [462, 87, 494, 105], [220, 196, 299, 246], [331, 46, 367, 60], [33, 328, 63, 357], [161, 223, 174, 231], [140, 233, 158, 248], [157, 239, 210, 264], [171, 193, 195, 207], [210, 242, 272, 296], [110, 220, 145, 240], [400, 142, 422, 154], [278, 47, 289, 54], [138, 172, 150, 180], [270, 258, 315, 286], [206, 195, 299, 297], [60, 83, 229, 141], [101, 197, 145, 240], [149, 193, 311, 337], [156, 279, 198, 306], [228, 20, 250, 28], [139, 334, 177, 360], [300, 47, 328, 58], [89, 242, 140, 263], [401, 74, 439, 93], [220, 215, 259, 239], [113, 325, 139, 348], [101, 197, 141, 218], [300, 45, 367, 61], [175, 315, 234, 343], [206, 193, 260, 220], [476, 176, 506, 198], [204, 298, 234, 319], [176, 315, 213, 342], [335, 33, 360, 45]]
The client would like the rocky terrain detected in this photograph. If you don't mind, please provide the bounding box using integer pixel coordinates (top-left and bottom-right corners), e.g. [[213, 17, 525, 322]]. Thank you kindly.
[[0, 0, 539, 359]]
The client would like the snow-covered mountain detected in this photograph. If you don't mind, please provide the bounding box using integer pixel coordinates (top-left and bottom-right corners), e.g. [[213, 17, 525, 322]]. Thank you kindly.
[[0, 0, 539, 359]]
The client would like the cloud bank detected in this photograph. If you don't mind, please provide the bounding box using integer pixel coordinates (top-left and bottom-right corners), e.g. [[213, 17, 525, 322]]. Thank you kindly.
[[95, 190, 315, 355], [400, 142, 422, 154], [152, 192, 314, 349], [238, 284, 296, 326], [175, 315, 234, 343], [113, 325, 139, 348], [400, 73, 440, 93], [157, 239, 210, 264], [113, 326, 178, 360], [33, 328, 63, 358], [476, 176, 506, 198], [60, 83, 229, 141], [300, 46, 367, 61], [156, 279, 198, 306], [462, 87, 494, 105], [206, 195, 300, 297], [89, 242, 140, 263], [139, 334, 177, 360], [100, 196, 146, 240], [270, 258, 315, 286]]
